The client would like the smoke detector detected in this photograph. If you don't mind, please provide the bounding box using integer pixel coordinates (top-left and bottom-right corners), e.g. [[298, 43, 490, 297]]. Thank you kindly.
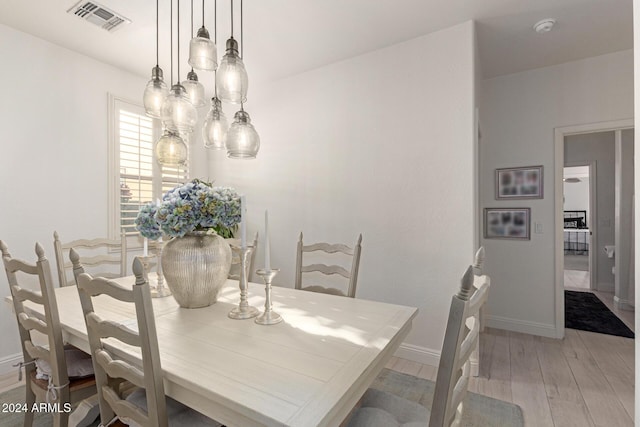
[[67, 1, 131, 32], [533, 19, 556, 34]]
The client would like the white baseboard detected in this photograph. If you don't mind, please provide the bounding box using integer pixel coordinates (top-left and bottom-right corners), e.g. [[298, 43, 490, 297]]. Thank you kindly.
[[0, 352, 22, 376], [613, 296, 635, 311], [394, 343, 440, 367], [485, 315, 557, 338]]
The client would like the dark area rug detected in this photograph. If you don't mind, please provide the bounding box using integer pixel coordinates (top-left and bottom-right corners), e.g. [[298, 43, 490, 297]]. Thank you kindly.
[[565, 290, 634, 338]]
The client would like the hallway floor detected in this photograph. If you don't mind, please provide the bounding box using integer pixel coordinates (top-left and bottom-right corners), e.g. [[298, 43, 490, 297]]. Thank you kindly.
[[564, 269, 590, 290], [388, 327, 634, 427]]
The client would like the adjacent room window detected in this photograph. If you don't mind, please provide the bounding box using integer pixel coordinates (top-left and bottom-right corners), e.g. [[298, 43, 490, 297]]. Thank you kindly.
[[108, 95, 188, 238]]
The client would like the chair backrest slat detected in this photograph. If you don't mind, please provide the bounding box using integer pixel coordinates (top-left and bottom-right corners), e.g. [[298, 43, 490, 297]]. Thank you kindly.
[[24, 341, 52, 362], [429, 267, 490, 427], [1, 240, 69, 398], [18, 312, 49, 335], [54, 231, 127, 287], [94, 349, 145, 389], [467, 276, 490, 315], [302, 242, 354, 255], [86, 313, 140, 347], [77, 257, 168, 427], [73, 265, 135, 303], [102, 387, 149, 426], [300, 263, 351, 278], [12, 286, 45, 305], [295, 233, 363, 298]]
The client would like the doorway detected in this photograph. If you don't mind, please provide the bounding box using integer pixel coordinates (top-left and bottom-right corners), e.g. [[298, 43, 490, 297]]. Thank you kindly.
[[553, 119, 634, 338], [563, 165, 593, 291]]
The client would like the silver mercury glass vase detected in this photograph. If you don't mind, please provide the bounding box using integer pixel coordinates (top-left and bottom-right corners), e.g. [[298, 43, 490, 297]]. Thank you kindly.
[[161, 230, 232, 308]]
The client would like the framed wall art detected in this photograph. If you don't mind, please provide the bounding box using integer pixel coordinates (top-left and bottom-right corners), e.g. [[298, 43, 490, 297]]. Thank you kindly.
[[495, 165, 543, 199], [484, 207, 530, 240]]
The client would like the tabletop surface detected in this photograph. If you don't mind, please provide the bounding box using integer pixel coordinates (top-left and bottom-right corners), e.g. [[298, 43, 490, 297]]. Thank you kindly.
[[13, 276, 417, 427]]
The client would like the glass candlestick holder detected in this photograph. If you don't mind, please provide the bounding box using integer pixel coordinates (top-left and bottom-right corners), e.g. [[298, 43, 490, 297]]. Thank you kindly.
[[255, 268, 282, 325], [151, 238, 172, 298], [228, 244, 260, 319]]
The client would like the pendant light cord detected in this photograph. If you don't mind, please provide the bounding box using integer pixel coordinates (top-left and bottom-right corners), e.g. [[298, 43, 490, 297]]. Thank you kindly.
[[170, 0, 174, 84], [214, 0, 217, 94], [177, 0, 181, 82], [230, 0, 234, 38], [190, 0, 194, 73], [240, 0, 244, 110], [202, 0, 205, 27], [155, 0, 159, 66]]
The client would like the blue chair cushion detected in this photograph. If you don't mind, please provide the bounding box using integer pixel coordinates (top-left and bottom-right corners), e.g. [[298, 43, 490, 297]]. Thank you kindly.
[[125, 388, 223, 427], [347, 388, 429, 427]]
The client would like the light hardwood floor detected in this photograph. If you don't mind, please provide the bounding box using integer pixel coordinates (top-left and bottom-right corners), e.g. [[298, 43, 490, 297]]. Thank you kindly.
[[386, 327, 634, 427], [0, 328, 634, 426]]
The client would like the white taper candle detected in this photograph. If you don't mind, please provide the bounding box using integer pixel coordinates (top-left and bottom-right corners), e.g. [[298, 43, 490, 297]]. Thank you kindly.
[[265, 210, 271, 271], [240, 195, 247, 249]]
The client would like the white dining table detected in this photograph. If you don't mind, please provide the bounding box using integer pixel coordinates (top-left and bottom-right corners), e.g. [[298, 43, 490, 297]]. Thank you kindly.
[[9, 276, 417, 427]]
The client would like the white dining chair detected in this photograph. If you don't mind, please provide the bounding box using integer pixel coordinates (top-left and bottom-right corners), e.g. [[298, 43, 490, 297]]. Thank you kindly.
[[76, 257, 223, 427], [470, 247, 486, 377], [294, 232, 362, 298], [346, 266, 490, 427], [1, 240, 97, 427], [53, 231, 127, 287]]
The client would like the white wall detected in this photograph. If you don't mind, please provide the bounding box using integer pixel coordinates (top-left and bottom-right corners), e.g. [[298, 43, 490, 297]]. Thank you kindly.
[[633, 3, 640, 421], [0, 24, 147, 371], [481, 50, 633, 337], [615, 129, 635, 308], [565, 132, 615, 291], [207, 21, 477, 363]]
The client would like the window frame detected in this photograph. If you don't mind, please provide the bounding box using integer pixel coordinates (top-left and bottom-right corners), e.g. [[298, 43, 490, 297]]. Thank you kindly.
[[107, 93, 189, 242]]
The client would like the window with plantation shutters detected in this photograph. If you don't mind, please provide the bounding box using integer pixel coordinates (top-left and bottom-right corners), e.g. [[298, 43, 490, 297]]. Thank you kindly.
[[118, 109, 154, 234], [108, 95, 188, 239]]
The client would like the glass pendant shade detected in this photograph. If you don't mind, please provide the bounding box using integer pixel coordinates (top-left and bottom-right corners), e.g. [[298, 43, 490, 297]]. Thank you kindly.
[[188, 26, 218, 71], [203, 98, 228, 149], [161, 84, 197, 133], [156, 130, 188, 166], [216, 38, 248, 104], [226, 110, 259, 159], [182, 70, 206, 107], [143, 66, 168, 118]]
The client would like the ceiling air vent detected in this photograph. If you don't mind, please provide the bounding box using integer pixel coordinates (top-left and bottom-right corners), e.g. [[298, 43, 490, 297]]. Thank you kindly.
[[67, 1, 131, 32]]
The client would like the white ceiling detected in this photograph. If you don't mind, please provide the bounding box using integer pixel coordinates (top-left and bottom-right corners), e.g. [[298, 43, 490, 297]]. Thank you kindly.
[[0, 0, 632, 84]]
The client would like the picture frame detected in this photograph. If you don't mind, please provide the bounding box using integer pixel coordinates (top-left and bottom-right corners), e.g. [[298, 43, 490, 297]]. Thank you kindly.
[[495, 165, 543, 199], [484, 208, 531, 240]]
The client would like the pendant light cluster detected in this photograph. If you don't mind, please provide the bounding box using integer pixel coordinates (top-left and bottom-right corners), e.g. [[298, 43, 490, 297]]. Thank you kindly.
[[143, 0, 259, 166]]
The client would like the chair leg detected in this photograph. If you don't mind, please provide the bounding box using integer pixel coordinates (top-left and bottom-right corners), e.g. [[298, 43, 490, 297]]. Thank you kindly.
[[24, 384, 35, 427], [53, 410, 70, 427]]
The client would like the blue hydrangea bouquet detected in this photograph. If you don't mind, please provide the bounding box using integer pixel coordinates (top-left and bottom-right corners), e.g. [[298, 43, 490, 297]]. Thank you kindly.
[[135, 179, 241, 239]]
